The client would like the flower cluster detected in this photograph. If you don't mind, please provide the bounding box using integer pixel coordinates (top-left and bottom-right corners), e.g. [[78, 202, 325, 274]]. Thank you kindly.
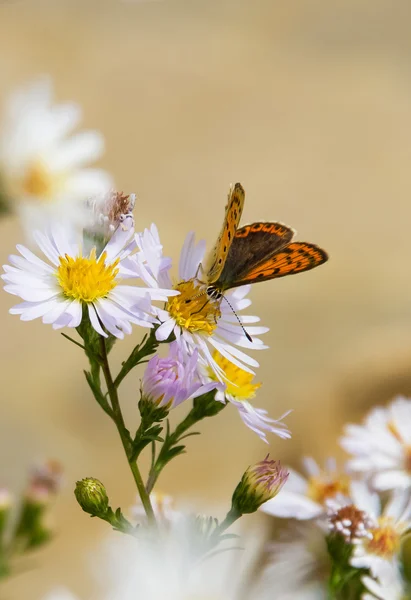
[[258, 395, 411, 598], [5, 75, 411, 600]]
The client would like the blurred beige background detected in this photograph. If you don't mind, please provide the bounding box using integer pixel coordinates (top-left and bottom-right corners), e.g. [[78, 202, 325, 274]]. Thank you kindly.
[[2, 0, 411, 597]]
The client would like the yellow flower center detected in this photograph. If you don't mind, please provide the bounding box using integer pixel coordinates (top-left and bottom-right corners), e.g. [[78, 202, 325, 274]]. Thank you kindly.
[[307, 476, 350, 505], [208, 351, 261, 399], [366, 517, 400, 558], [57, 248, 119, 302], [20, 161, 61, 200], [166, 279, 221, 335]]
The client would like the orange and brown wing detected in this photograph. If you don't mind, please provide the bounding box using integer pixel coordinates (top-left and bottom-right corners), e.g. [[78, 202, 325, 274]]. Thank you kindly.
[[235, 222, 295, 240], [223, 242, 328, 288], [204, 183, 245, 284]]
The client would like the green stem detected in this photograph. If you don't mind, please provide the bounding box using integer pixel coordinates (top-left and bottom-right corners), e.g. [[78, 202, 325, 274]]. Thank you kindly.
[[99, 336, 157, 526], [212, 507, 241, 538], [146, 393, 225, 494], [146, 411, 199, 494], [114, 330, 159, 389]]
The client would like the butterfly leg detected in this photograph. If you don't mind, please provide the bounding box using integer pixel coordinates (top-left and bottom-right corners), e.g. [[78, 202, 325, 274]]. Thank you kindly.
[[189, 298, 211, 316]]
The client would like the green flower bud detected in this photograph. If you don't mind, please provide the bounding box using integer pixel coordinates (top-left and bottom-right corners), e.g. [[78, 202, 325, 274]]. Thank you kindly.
[[232, 455, 289, 515], [74, 477, 109, 517]]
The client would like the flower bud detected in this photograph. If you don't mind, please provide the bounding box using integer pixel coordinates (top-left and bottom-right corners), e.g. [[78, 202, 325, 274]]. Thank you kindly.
[[141, 343, 219, 410], [232, 456, 289, 514], [74, 478, 109, 517]]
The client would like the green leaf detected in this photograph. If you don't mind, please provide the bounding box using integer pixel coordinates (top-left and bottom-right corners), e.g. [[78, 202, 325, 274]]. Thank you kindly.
[[84, 371, 113, 418], [192, 391, 226, 419], [164, 445, 186, 460], [115, 329, 159, 388]]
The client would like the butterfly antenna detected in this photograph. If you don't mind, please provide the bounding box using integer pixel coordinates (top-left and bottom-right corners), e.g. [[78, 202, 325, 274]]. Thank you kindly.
[[221, 296, 253, 343]]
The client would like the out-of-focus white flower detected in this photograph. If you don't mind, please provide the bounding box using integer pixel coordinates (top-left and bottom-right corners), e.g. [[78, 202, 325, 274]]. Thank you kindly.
[[362, 563, 406, 599], [326, 481, 411, 578], [0, 77, 112, 232], [2, 225, 177, 338], [256, 523, 329, 600], [141, 342, 220, 409], [131, 230, 269, 382], [202, 349, 291, 442], [27, 459, 63, 498], [341, 396, 411, 491], [260, 457, 349, 520], [132, 492, 181, 526], [45, 520, 268, 600]]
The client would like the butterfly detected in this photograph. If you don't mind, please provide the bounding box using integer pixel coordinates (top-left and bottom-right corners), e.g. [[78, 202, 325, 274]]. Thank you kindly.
[[202, 181, 328, 301]]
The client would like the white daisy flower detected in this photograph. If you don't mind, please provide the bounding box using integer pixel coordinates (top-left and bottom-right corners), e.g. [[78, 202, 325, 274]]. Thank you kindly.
[[327, 481, 411, 578], [340, 396, 411, 491], [260, 457, 350, 520], [2, 225, 176, 338], [362, 563, 406, 600], [0, 77, 112, 231], [256, 523, 330, 600], [202, 350, 291, 442], [131, 230, 269, 382]]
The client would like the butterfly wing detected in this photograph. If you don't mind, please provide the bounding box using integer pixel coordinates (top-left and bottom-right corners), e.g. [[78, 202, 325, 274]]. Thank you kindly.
[[215, 221, 295, 288], [218, 241, 328, 289], [203, 183, 245, 284]]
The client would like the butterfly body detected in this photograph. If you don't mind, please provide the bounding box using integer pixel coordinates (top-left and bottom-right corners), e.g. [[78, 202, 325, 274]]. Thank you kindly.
[[203, 183, 328, 297]]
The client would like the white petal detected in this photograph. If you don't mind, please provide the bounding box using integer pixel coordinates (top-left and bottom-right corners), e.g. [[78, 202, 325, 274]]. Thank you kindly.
[[16, 244, 54, 272], [4, 284, 59, 302], [64, 301, 82, 327], [46, 131, 104, 170], [261, 492, 323, 520], [42, 299, 72, 324], [156, 319, 175, 342], [88, 304, 107, 337], [373, 470, 411, 491], [33, 230, 61, 265], [15, 298, 60, 321], [94, 304, 124, 339], [65, 169, 113, 198], [302, 457, 321, 477], [209, 336, 259, 369], [350, 480, 380, 519], [384, 490, 410, 521]]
